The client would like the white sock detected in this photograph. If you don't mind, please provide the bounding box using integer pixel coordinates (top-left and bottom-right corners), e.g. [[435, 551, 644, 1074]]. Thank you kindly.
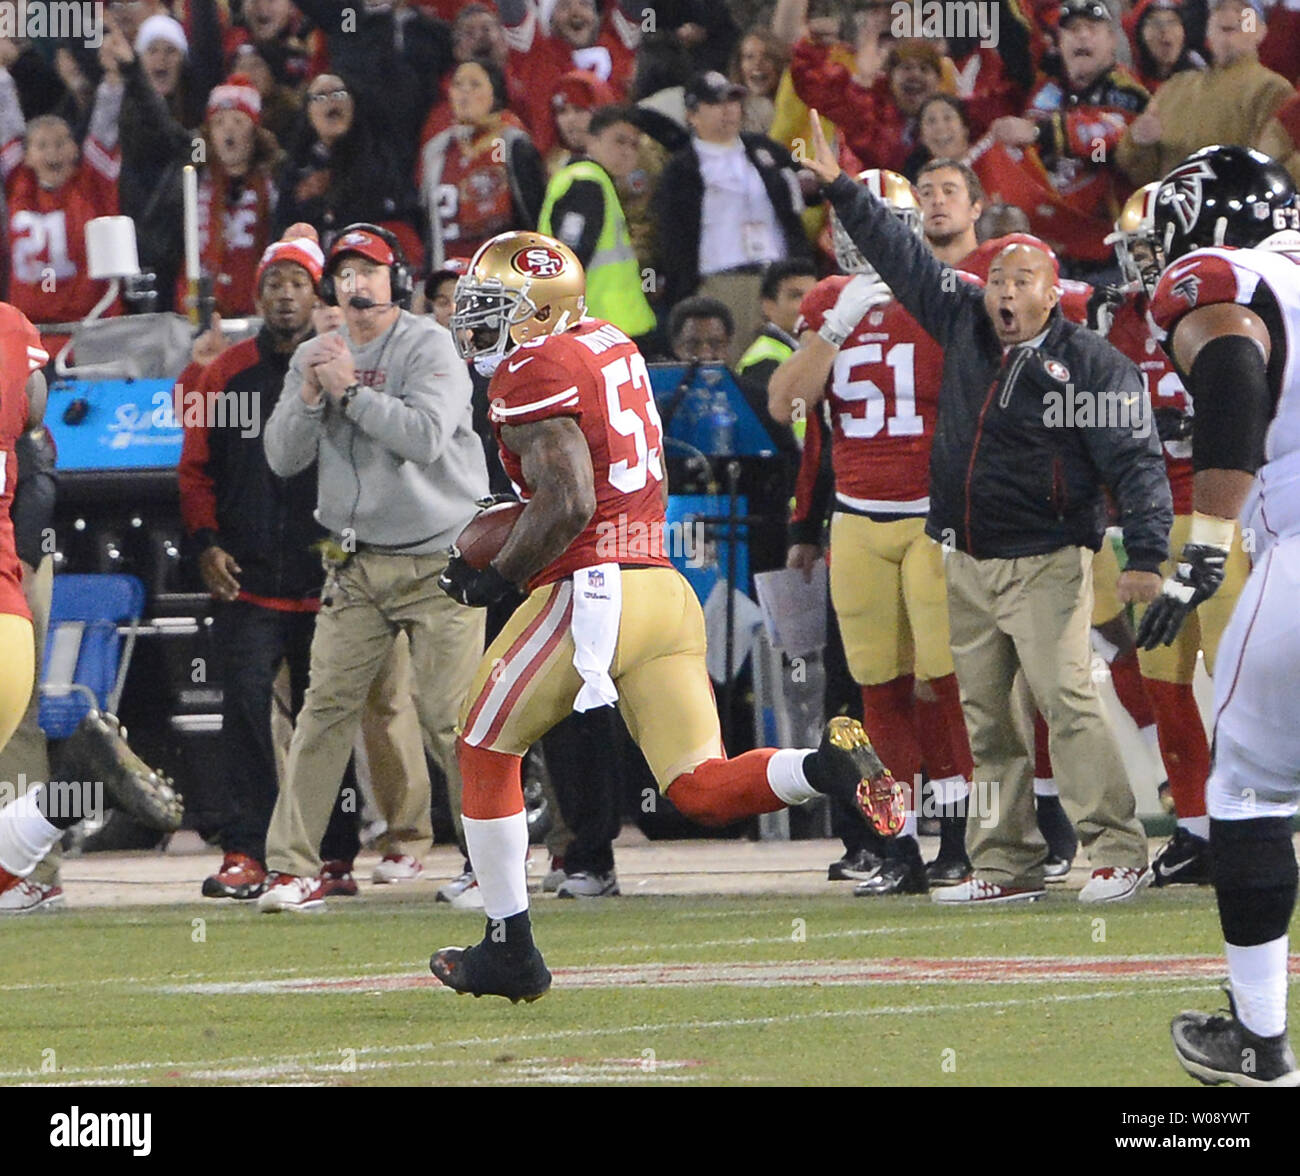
[[463, 812, 530, 920], [0, 785, 60, 878], [930, 775, 969, 806], [1177, 815, 1211, 840], [772, 749, 819, 805], [1226, 936, 1289, 1038], [1033, 777, 1058, 798]]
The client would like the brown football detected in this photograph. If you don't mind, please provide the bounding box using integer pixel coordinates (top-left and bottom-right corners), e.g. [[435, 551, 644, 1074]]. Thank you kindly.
[[455, 501, 526, 570]]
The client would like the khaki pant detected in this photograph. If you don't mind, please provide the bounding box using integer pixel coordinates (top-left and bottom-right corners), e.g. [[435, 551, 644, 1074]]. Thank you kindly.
[[265, 550, 484, 878], [0, 559, 54, 885], [945, 547, 1148, 885], [361, 634, 436, 859]]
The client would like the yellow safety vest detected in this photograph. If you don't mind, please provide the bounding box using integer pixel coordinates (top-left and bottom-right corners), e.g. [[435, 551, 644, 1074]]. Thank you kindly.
[[539, 160, 657, 339]]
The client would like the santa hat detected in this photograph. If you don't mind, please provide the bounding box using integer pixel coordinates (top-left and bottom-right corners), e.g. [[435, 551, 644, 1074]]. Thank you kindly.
[[257, 226, 325, 289], [207, 74, 262, 125], [134, 13, 188, 57]]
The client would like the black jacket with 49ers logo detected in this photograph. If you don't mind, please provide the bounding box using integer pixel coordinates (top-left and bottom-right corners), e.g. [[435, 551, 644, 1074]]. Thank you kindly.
[[823, 172, 1172, 571]]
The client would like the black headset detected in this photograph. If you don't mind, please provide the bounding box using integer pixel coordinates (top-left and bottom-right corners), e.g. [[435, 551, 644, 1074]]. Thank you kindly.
[[319, 222, 414, 309]]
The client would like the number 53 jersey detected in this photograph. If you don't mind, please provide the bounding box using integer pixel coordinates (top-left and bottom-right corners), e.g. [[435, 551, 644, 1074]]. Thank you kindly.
[[796, 275, 954, 515], [487, 319, 674, 589]]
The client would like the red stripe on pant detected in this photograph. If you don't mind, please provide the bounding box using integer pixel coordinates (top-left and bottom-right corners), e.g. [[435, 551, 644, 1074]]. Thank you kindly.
[[463, 585, 564, 739], [1109, 649, 1156, 730]]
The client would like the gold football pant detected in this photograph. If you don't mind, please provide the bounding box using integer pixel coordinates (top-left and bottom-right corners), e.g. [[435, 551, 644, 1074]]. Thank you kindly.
[[459, 566, 723, 791]]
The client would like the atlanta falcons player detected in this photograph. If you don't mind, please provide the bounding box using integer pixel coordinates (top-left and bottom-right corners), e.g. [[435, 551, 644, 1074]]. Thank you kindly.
[[1136, 144, 1300, 1086]]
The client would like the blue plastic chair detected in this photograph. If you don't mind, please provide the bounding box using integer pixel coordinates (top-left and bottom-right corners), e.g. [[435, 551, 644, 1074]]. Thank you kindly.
[[39, 574, 146, 739]]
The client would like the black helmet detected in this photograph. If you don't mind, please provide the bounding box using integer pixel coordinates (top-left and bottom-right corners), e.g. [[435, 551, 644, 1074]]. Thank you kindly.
[[1153, 145, 1300, 268]]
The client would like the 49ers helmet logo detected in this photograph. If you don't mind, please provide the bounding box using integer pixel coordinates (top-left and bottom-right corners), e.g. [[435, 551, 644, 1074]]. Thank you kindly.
[[511, 246, 566, 278], [1157, 158, 1217, 235]]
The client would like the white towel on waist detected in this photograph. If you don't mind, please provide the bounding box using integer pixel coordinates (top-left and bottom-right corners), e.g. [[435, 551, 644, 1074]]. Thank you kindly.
[[571, 563, 622, 711]]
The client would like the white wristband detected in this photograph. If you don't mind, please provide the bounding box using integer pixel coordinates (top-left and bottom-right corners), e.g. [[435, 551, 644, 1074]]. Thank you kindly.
[[1188, 511, 1235, 551], [818, 321, 848, 348]]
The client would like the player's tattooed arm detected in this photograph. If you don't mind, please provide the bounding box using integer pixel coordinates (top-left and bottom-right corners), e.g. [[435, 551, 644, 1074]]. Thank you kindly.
[[494, 417, 597, 586]]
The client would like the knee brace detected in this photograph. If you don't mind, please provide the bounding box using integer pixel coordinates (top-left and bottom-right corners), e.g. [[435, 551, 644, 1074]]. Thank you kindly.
[[1212, 817, 1299, 946]]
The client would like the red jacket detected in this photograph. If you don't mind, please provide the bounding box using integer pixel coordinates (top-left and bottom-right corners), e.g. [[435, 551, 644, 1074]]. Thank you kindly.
[[790, 38, 916, 174]]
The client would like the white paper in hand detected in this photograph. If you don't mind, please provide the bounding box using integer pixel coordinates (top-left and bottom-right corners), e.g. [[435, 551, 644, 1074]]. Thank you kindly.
[[753, 563, 828, 657]]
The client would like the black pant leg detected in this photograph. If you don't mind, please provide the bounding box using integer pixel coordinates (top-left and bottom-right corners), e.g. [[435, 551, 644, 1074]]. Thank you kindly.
[[217, 601, 289, 860], [540, 707, 622, 876]]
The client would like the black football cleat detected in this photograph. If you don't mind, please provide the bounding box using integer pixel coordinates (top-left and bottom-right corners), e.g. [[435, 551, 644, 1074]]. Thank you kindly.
[[1150, 826, 1212, 887], [925, 854, 972, 887], [817, 717, 905, 837], [828, 847, 883, 882], [430, 941, 552, 1004], [855, 840, 928, 896], [1172, 986, 1300, 1087]]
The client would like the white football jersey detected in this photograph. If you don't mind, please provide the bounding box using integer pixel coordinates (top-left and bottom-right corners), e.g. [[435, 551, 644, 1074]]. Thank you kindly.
[[1151, 244, 1300, 555]]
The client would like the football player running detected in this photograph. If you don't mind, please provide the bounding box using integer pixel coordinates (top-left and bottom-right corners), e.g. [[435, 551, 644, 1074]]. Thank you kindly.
[[429, 231, 902, 1003], [1103, 184, 1248, 888], [1135, 145, 1300, 1087], [769, 163, 979, 896]]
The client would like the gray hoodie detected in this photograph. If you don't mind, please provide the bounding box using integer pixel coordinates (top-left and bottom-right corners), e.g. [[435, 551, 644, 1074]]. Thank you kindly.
[[264, 310, 488, 553]]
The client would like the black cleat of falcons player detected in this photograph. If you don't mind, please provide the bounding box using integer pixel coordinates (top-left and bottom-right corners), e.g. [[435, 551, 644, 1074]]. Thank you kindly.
[[430, 938, 552, 1004], [1171, 986, 1300, 1087]]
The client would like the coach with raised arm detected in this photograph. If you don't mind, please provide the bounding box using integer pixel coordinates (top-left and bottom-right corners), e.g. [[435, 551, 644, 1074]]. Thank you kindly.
[[802, 117, 1173, 906]]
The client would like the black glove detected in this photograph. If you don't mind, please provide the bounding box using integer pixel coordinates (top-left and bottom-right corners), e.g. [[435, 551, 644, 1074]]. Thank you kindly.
[[438, 554, 519, 608], [1086, 283, 1125, 336], [1135, 543, 1228, 649], [1154, 406, 1193, 444]]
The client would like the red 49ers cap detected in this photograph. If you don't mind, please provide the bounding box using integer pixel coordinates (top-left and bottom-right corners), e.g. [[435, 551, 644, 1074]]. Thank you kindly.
[[327, 227, 396, 272]]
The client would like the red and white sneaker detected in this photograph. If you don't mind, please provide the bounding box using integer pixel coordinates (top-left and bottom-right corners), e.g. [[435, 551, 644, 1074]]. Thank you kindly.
[[0, 877, 64, 913], [1079, 865, 1152, 904], [318, 860, 359, 897], [932, 877, 1046, 905], [372, 854, 424, 884], [257, 872, 328, 912], [201, 852, 267, 900]]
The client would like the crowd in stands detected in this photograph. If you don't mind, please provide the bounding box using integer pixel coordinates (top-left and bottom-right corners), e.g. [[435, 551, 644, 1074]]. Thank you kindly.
[[1, 0, 1297, 362]]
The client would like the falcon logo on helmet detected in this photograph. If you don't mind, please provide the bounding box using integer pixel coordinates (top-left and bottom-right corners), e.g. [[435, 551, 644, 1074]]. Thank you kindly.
[[1158, 158, 1216, 235], [1171, 272, 1201, 306]]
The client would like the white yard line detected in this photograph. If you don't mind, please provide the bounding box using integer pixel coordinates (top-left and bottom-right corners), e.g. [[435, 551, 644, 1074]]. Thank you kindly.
[[0, 981, 1220, 1084]]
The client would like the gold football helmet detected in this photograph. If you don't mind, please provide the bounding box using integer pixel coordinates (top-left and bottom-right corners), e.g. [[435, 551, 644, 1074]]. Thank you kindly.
[[1105, 182, 1161, 296], [830, 169, 921, 279], [451, 231, 587, 363]]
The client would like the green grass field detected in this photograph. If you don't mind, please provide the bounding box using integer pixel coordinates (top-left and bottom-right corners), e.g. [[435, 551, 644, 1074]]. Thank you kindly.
[[1, 885, 1284, 1087]]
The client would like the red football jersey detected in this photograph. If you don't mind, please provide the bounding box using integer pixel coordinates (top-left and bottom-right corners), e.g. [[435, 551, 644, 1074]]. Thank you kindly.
[[173, 172, 275, 317], [488, 319, 672, 589], [433, 133, 519, 262], [1105, 293, 1192, 514], [795, 276, 950, 512], [0, 303, 48, 619], [4, 149, 120, 343]]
